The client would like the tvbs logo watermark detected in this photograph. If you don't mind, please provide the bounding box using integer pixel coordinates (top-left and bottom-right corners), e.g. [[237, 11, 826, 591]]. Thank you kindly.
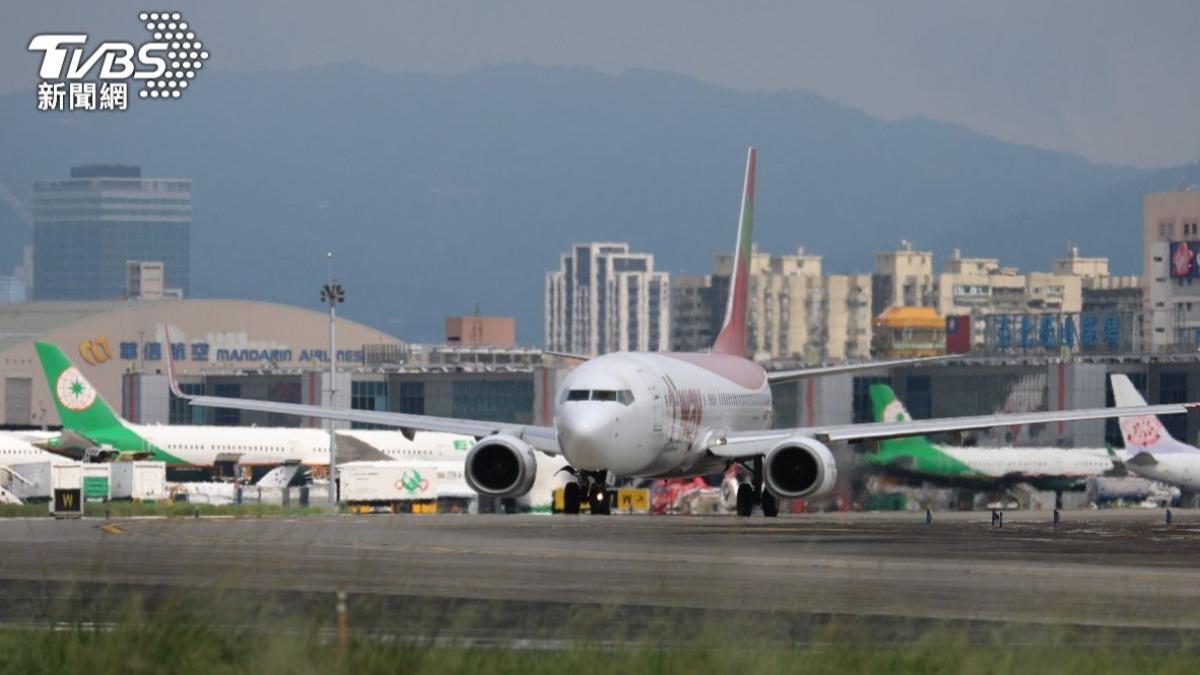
[[28, 11, 209, 112]]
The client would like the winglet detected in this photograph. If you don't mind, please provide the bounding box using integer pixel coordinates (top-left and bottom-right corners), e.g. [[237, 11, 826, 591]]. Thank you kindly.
[[163, 326, 186, 399], [711, 146, 755, 357]]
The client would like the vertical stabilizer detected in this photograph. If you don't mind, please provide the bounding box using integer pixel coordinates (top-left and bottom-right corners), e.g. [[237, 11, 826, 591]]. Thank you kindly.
[[866, 383, 973, 476], [870, 383, 932, 447], [35, 342, 126, 435], [34, 342, 181, 463], [711, 147, 756, 357], [1111, 374, 1193, 454]]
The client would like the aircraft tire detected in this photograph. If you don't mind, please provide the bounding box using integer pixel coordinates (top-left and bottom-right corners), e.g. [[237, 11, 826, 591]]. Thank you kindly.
[[563, 482, 582, 514], [761, 491, 779, 518], [736, 484, 755, 517]]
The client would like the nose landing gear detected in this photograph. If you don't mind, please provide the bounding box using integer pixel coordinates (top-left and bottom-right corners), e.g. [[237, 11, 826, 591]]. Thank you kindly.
[[735, 457, 778, 518], [587, 481, 611, 515]]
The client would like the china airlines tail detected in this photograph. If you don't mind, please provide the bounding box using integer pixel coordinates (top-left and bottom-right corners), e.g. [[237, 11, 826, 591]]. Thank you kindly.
[[1111, 374, 1196, 455], [710, 146, 755, 358]]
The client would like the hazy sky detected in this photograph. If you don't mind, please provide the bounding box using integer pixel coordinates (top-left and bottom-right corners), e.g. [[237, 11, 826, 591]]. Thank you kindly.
[[6, 0, 1199, 168]]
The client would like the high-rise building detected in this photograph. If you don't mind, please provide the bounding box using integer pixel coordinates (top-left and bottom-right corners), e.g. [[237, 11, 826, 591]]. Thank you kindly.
[[545, 242, 669, 355], [33, 165, 190, 300], [669, 275, 721, 353], [670, 246, 874, 362], [872, 240, 935, 318], [1144, 189, 1200, 350], [823, 274, 873, 360], [0, 276, 26, 303], [904, 245, 1139, 351], [712, 246, 823, 361]]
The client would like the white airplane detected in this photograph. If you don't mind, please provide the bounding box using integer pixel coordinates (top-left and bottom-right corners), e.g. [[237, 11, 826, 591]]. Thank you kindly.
[[0, 431, 59, 466], [171, 147, 1197, 517], [32, 342, 451, 471], [1111, 373, 1200, 501], [866, 383, 1115, 507]]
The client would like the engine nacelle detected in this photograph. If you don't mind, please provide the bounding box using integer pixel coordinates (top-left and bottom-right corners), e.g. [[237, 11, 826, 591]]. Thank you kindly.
[[763, 437, 838, 499], [464, 434, 538, 499]]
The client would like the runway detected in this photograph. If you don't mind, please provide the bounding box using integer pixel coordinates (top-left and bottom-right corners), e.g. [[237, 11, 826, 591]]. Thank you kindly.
[[2, 510, 1200, 641]]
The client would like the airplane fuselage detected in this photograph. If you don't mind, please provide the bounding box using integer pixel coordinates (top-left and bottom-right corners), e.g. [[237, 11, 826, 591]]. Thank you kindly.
[[1124, 451, 1200, 492], [555, 351, 773, 479], [925, 445, 1112, 490], [0, 433, 58, 466], [132, 425, 475, 468]]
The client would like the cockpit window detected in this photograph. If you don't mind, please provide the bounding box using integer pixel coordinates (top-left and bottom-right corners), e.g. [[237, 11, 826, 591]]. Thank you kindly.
[[563, 389, 636, 405]]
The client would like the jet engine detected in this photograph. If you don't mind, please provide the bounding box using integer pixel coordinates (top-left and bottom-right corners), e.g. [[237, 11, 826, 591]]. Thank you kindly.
[[763, 437, 838, 499], [464, 434, 538, 498]]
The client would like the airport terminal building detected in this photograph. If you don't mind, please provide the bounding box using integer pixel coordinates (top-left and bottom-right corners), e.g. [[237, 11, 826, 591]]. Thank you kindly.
[[0, 299, 566, 432]]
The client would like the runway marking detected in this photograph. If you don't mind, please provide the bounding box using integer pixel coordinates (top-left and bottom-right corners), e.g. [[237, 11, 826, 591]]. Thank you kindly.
[[99, 523, 127, 535]]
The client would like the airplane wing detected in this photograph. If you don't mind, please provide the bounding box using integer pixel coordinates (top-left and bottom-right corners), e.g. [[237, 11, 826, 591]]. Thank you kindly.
[[162, 327, 562, 454], [709, 402, 1198, 459], [30, 430, 96, 460], [765, 355, 957, 384], [541, 350, 590, 361], [179, 391, 562, 454], [331, 433, 397, 463]]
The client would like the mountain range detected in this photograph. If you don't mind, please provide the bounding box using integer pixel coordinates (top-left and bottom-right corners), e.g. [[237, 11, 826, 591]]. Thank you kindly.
[[0, 63, 1197, 343]]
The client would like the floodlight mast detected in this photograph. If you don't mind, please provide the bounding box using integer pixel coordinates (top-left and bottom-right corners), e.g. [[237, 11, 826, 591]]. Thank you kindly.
[[320, 252, 345, 512]]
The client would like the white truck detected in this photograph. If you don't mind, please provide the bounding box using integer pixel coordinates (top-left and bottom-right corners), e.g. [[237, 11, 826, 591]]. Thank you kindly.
[[337, 461, 440, 513], [110, 461, 167, 502]]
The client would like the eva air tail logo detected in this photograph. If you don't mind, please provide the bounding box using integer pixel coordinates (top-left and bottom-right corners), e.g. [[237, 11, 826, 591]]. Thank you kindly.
[[396, 469, 429, 495], [56, 367, 97, 411], [882, 399, 909, 423]]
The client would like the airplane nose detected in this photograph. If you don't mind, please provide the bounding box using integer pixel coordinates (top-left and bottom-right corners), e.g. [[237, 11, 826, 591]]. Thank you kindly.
[[556, 406, 616, 471]]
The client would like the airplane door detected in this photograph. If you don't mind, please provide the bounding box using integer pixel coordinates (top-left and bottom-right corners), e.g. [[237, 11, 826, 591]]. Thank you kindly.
[[637, 369, 664, 432]]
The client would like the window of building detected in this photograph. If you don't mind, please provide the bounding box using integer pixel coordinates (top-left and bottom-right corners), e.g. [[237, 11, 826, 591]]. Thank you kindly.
[[905, 376, 933, 420], [169, 383, 205, 425], [351, 380, 389, 430], [852, 376, 891, 424], [452, 379, 534, 424], [395, 381, 424, 415], [1159, 372, 1190, 441], [213, 383, 240, 426]]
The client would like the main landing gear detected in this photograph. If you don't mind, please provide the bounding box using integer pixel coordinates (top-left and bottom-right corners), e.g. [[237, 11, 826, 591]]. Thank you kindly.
[[562, 470, 610, 515], [736, 458, 778, 518]]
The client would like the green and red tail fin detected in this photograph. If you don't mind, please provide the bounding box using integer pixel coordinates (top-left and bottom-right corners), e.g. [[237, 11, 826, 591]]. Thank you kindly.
[[34, 341, 127, 436], [711, 146, 755, 357]]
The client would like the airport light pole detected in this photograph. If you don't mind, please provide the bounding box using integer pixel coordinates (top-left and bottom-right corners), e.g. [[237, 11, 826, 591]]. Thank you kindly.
[[320, 252, 345, 512]]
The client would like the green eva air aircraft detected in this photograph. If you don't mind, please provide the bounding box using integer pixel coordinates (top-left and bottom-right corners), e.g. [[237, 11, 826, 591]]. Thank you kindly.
[[865, 383, 1115, 492]]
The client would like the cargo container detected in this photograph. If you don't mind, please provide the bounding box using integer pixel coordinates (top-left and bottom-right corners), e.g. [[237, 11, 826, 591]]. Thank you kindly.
[[110, 461, 167, 502], [81, 463, 111, 502], [2, 461, 81, 502]]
